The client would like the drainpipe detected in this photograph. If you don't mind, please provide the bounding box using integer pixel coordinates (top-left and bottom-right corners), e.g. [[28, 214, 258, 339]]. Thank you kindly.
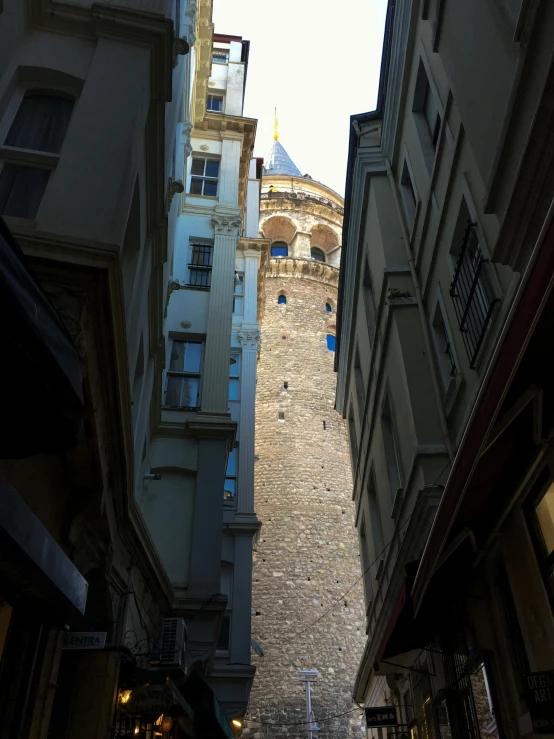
[[385, 160, 454, 460]]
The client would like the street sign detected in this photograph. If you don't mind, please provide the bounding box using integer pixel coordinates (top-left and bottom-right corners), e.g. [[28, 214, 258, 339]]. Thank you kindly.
[[62, 631, 107, 650], [365, 707, 397, 729], [523, 671, 554, 734]]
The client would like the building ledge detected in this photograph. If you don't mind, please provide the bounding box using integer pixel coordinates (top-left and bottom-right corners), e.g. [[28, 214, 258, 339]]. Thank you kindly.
[[266, 257, 339, 288]]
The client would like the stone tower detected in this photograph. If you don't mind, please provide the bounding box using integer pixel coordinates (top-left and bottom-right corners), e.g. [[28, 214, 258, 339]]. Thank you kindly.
[[247, 134, 366, 739]]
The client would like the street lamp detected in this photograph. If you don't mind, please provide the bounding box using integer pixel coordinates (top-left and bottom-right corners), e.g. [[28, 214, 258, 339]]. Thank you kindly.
[[298, 670, 320, 739]]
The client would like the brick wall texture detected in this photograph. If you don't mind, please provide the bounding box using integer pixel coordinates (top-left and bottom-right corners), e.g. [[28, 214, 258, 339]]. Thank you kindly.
[[248, 208, 366, 739]]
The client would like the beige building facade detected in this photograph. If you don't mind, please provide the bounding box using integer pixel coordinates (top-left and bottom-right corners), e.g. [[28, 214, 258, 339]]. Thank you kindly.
[[246, 141, 366, 739], [336, 1, 554, 737]]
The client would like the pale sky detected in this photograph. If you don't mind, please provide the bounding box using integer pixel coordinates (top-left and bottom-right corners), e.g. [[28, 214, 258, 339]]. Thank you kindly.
[[212, 0, 389, 196]]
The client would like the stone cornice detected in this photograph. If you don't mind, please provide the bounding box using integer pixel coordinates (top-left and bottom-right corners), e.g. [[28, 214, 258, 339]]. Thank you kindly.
[[26, 0, 174, 102], [266, 257, 339, 289], [260, 197, 343, 230]]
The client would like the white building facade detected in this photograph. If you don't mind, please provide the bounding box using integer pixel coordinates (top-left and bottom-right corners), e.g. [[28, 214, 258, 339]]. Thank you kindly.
[[140, 30, 268, 717]]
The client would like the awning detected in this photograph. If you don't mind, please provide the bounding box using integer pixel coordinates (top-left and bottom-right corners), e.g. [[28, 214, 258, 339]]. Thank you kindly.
[[0, 473, 88, 620], [0, 217, 83, 458], [375, 550, 474, 668], [180, 671, 235, 739], [413, 212, 554, 614]]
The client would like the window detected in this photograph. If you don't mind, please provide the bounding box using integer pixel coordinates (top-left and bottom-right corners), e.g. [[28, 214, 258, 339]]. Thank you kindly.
[[278, 294, 287, 305], [449, 200, 499, 368], [164, 340, 203, 408], [278, 411, 285, 421], [360, 519, 374, 606], [271, 241, 288, 257], [367, 469, 385, 565], [362, 260, 376, 344], [189, 157, 219, 196], [354, 346, 365, 410], [529, 479, 554, 602], [207, 94, 224, 112], [326, 334, 336, 352], [233, 272, 244, 314], [311, 247, 326, 262], [187, 243, 213, 288], [413, 61, 441, 167], [400, 159, 417, 229], [325, 303, 332, 313], [0, 90, 74, 219], [224, 447, 237, 501], [381, 393, 402, 501], [229, 353, 240, 401], [431, 301, 458, 394], [212, 49, 229, 64], [348, 408, 358, 468]]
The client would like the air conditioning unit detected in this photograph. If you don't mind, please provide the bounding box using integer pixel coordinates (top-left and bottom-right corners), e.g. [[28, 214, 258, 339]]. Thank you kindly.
[[160, 618, 187, 670]]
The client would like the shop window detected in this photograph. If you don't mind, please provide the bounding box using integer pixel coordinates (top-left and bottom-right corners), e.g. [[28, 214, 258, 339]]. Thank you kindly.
[[529, 479, 554, 601], [0, 90, 75, 218]]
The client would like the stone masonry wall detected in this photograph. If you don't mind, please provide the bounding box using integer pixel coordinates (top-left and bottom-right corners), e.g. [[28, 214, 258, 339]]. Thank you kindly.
[[247, 264, 366, 739]]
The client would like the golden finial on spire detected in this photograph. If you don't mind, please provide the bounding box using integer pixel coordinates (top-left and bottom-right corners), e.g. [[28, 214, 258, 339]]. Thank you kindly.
[[273, 107, 279, 141]]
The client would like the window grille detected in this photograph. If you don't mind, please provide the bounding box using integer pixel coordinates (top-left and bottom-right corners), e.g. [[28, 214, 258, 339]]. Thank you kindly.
[[449, 223, 499, 368], [188, 243, 213, 288]]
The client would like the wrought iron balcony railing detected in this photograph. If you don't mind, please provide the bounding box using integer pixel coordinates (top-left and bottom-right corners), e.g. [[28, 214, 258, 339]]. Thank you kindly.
[[449, 223, 499, 369]]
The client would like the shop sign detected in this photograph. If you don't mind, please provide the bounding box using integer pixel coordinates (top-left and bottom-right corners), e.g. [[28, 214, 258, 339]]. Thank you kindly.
[[365, 707, 397, 728], [523, 671, 554, 734], [62, 631, 107, 650], [123, 685, 174, 717]]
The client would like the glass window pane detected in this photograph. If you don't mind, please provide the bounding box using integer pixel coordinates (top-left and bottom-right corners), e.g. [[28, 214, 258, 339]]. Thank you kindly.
[[184, 342, 202, 373], [203, 180, 218, 197], [235, 274, 244, 294], [165, 375, 183, 406], [233, 296, 243, 314], [169, 340, 185, 371], [191, 158, 205, 175], [229, 355, 240, 377], [229, 378, 240, 400], [190, 178, 203, 195], [278, 295, 286, 305], [226, 448, 237, 476], [180, 376, 199, 407], [536, 483, 554, 556], [205, 160, 220, 178], [311, 247, 325, 262], [271, 243, 288, 257], [0, 164, 50, 219], [5, 93, 74, 153], [326, 334, 336, 351], [224, 479, 236, 500]]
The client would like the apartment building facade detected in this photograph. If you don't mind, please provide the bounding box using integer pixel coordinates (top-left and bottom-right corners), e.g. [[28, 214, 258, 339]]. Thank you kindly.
[[336, 1, 554, 737], [143, 30, 267, 719]]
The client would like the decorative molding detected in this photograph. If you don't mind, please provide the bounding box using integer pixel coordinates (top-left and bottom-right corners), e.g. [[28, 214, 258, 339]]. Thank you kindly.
[[212, 214, 242, 236], [237, 329, 261, 352], [167, 178, 184, 211], [180, 320, 192, 329], [267, 256, 340, 289], [172, 35, 190, 67]]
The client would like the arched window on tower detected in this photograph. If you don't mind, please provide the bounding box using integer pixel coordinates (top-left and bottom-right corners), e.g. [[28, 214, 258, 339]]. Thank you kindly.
[[278, 294, 287, 305], [326, 334, 336, 352], [325, 303, 332, 313], [271, 241, 288, 257], [311, 247, 325, 262]]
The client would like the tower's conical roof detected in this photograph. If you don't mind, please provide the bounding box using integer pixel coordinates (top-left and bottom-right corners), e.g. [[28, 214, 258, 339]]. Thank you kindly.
[[263, 139, 302, 177]]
